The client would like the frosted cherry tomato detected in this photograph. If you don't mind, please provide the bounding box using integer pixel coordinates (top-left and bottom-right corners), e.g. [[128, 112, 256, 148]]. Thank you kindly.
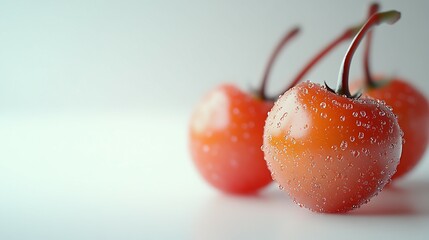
[[263, 10, 403, 212]]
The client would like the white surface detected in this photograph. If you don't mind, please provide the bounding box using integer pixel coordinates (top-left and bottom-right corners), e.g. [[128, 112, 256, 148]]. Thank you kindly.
[[1, 112, 428, 240]]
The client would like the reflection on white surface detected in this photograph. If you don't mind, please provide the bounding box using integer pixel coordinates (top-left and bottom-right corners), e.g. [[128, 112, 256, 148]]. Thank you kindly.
[[0, 112, 428, 239], [192, 179, 429, 240]]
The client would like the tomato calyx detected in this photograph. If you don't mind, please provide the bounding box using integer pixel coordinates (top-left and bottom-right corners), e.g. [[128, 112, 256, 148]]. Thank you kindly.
[[325, 10, 401, 99]]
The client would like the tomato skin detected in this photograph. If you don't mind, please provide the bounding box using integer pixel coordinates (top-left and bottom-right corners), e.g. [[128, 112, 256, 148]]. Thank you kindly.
[[263, 81, 402, 213], [360, 78, 429, 180], [189, 84, 274, 194]]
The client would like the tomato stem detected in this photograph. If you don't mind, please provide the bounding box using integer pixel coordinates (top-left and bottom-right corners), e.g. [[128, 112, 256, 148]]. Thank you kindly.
[[259, 27, 300, 100], [331, 10, 400, 98], [364, 3, 380, 87], [276, 26, 361, 97]]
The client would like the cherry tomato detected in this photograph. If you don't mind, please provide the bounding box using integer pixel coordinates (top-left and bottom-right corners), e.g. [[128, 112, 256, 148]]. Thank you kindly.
[[187, 28, 300, 194], [263, 81, 402, 212], [189, 84, 274, 193]]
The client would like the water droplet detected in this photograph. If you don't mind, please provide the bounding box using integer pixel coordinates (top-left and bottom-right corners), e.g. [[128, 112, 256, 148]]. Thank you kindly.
[[340, 140, 348, 150], [320, 102, 327, 108], [320, 112, 327, 118], [344, 103, 353, 110], [295, 106, 300, 112], [386, 105, 393, 111], [302, 88, 308, 94], [351, 150, 360, 158], [280, 112, 288, 121]]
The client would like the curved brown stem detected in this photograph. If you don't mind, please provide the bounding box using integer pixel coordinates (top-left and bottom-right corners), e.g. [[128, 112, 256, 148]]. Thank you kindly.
[[364, 3, 380, 87], [332, 10, 400, 98]]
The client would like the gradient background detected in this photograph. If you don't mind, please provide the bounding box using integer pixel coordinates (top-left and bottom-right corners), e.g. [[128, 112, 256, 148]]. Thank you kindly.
[[0, 1, 428, 239]]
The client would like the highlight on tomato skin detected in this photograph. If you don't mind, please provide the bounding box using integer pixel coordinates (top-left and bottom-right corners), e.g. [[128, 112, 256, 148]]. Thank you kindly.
[[262, 81, 402, 213], [356, 77, 429, 180], [189, 84, 274, 194]]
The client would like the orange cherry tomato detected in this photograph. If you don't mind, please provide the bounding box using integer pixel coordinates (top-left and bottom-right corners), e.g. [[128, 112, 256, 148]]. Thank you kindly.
[[263, 81, 402, 212]]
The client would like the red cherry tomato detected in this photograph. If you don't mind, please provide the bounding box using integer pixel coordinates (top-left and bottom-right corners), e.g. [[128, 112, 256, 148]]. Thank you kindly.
[[189, 84, 274, 193], [360, 78, 429, 179], [263, 81, 402, 212]]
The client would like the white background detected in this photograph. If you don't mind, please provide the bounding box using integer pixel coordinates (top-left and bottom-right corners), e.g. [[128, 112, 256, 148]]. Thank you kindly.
[[0, 1, 428, 239], [0, 0, 428, 114]]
